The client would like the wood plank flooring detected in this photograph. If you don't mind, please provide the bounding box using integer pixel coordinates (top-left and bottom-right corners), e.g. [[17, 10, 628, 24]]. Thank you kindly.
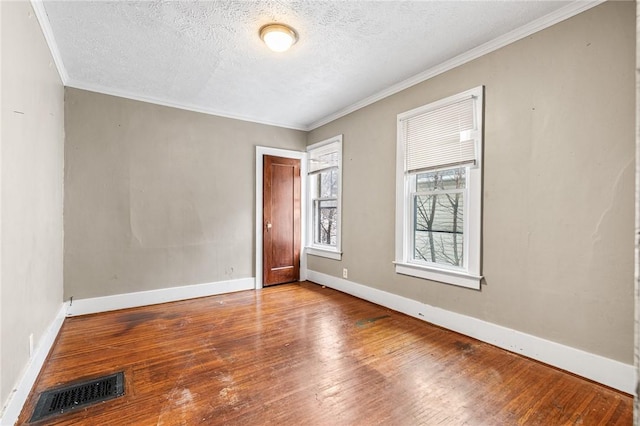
[[17, 282, 632, 425]]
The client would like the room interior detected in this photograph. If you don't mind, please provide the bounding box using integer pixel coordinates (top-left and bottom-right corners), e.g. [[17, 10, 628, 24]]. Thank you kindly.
[[1, 0, 637, 424]]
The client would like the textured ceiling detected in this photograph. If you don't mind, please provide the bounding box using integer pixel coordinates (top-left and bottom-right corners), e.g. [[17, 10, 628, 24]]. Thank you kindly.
[[40, 1, 593, 130]]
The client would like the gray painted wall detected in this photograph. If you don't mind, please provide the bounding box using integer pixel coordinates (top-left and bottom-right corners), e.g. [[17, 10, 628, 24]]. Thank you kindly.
[[634, 0, 639, 420], [1, 0, 633, 414], [64, 89, 307, 299], [307, 1, 635, 364], [1, 1, 64, 410]]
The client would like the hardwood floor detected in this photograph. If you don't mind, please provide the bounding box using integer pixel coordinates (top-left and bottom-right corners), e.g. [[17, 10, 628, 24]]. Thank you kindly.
[[17, 282, 631, 425]]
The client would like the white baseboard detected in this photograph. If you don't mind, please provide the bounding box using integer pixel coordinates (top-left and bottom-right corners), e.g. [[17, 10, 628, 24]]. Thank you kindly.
[[1, 303, 67, 426], [0, 277, 255, 425], [66, 278, 255, 317], [306, 270, 636, 395]]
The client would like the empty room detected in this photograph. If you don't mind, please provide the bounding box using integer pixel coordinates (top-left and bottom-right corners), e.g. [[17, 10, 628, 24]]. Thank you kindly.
[[1, 0, 637, 424]]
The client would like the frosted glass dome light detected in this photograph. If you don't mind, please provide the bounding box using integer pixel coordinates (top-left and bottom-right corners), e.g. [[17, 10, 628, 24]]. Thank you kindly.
[[260, 24, 298, 52]]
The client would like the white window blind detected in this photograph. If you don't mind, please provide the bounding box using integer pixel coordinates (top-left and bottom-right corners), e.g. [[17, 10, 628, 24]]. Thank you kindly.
[[308, 142, 339, 174], [402, 96, 479, 173]]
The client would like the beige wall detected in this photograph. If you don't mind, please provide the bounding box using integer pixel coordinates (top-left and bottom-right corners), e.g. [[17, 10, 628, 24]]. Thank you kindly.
[[1, 1, 64, 410], [308, 1, 635, 363], [634, 0, 639, 420], [64, 89, 306, 299], [0, 0, 633, 416]]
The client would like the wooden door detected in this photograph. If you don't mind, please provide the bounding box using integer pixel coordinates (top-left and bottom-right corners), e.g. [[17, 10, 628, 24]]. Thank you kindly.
[[263, 155, 301, 286]]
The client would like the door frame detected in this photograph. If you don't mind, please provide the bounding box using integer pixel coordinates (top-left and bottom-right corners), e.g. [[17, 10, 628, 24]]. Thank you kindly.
[[255, 146, 307, 289]]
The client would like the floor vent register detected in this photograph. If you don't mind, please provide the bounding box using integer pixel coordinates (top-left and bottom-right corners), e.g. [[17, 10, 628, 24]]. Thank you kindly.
[[30, 372, 125, 422]]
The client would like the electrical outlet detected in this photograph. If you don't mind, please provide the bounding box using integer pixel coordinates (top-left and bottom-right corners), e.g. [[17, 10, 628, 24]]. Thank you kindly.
[[29, 333, 34, 357], [342, 268, 348, 279]]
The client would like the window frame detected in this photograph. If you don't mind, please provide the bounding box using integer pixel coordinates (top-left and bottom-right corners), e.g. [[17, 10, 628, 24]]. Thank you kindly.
[[307, 135, 343, 260], [395, 87, 484, 290]]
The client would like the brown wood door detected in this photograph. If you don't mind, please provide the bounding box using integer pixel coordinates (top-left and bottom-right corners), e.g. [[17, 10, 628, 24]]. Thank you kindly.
[[263, 155, 301, 286]]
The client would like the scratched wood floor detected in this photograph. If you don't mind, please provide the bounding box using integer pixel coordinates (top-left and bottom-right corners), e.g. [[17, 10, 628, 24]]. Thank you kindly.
[[18, 282, 631, 425]]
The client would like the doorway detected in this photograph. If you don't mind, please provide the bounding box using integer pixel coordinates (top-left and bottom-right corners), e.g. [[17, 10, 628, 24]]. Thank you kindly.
[[254, 146, 307, 289], [262, 155, 300, 286]]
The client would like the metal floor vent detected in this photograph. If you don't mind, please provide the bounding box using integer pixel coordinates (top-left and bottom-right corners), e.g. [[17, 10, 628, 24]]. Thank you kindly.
[[30, 372, 124, 422]]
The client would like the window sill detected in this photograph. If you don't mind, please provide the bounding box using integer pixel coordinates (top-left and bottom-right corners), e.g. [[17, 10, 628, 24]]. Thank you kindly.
[[306, 247, 342, 260], [394, 262, 482, 290]]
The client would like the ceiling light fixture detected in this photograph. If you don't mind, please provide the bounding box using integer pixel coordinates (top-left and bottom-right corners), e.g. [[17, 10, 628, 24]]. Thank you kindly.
[[260, 24, 298, 53]]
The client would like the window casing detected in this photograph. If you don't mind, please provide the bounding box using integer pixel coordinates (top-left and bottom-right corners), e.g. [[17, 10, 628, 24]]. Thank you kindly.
[[395, 87, 483, 289], [307, 136, 342, 260]]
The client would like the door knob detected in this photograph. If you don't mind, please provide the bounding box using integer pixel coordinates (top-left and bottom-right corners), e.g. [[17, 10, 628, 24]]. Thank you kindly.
[[266, 222, 272, 231]]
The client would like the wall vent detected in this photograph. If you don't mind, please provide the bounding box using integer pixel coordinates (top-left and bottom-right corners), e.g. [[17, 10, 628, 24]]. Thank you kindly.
[[30, 372, 124, 422]]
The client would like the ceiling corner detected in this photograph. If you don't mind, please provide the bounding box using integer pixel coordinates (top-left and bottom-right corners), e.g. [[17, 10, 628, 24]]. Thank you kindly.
[[30, 0, 69, 85]]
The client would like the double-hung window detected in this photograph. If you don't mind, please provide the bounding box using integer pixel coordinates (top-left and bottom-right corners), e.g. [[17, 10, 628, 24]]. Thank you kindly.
[[307, 135, 342, 260], [395, 87, 484, 289]]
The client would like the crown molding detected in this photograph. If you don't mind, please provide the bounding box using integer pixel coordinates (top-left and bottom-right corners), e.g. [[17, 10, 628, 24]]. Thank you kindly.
[[30, 0, 69, 85], [307, 0, 605, 131], [30, 0, 306, 129], [66, 80, 308, 131], [29, 0, 604, 132]]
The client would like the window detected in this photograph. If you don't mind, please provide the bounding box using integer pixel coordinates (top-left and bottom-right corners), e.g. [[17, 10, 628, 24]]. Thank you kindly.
[[307, 135, 342, 260], [395, 87, 483, 289]]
